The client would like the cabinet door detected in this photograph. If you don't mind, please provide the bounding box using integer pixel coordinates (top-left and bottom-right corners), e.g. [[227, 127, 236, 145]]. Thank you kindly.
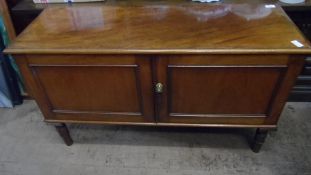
[[155, 55, 304, 125], [20, 55, 154, 123]]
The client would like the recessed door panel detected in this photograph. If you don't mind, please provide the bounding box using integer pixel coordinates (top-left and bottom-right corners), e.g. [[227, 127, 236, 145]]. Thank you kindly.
[[34, 66, 140, 112], [169, 67, 282, 115], [28, 55, 154, 123], [156, 55, 292, 125]]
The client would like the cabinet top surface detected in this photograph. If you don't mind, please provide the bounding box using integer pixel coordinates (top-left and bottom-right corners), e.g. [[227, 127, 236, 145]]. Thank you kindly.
[[6, 3, 311, 54]]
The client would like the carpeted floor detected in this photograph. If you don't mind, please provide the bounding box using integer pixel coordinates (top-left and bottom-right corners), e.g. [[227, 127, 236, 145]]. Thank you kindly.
[[0, 100, 310, 175]]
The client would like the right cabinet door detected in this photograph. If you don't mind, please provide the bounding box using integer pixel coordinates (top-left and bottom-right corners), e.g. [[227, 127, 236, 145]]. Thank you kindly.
[[155, 55, 304, 125]]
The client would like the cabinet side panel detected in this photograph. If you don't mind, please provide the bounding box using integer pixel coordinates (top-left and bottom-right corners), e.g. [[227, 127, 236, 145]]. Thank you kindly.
[[13, 55, 54, 119], [267, 55, 305, 124]]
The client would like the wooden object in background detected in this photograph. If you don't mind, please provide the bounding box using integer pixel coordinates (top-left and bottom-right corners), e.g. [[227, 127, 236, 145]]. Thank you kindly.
[[33, 0, 105, 3], [5, 4, 311, 152], [286, 10, 311, 101], [0, 0, 15, 40]]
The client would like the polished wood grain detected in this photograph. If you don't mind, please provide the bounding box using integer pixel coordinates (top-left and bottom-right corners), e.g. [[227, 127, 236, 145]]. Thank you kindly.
[[5, 4, 311, 54]]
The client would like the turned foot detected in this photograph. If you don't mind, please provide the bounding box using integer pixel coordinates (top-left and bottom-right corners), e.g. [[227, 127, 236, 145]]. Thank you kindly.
[[54, 123, 73, 146], [251, 128, 268, 153]]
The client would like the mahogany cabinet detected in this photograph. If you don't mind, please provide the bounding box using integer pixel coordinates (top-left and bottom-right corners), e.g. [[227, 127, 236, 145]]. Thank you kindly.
[[5, 4, 311, 152]]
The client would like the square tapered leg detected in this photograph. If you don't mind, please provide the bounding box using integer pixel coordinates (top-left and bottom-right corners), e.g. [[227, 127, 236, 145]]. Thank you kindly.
[[54, 123, 73, 146], [251, 128, 268, 153]]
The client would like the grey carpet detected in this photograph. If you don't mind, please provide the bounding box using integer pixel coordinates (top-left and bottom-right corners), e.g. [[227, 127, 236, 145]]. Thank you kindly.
[[0, 100, 310, 175]]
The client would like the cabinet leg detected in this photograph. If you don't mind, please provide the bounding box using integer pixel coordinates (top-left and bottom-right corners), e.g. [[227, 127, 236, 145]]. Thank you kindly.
[[251, 128, 268, 153], [54, 123, 73, 146]]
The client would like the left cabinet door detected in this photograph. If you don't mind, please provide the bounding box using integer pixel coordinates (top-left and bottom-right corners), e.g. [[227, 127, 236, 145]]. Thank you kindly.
[[16, 54, 155, 123]]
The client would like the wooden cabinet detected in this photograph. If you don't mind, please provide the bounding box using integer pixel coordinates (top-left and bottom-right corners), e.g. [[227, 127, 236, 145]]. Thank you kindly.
[[5, 4, 311, 152]]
